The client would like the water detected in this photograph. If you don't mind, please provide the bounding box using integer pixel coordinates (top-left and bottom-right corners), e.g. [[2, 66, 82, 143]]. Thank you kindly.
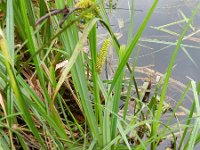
[[99, 0, 200, 101], [104, 0, 200, 84], [99, 0, 200, 149], [99, 0, 199, 109]]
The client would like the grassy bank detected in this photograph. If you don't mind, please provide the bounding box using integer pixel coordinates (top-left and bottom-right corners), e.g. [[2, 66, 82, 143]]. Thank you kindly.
[[0, 0, 200, 149]]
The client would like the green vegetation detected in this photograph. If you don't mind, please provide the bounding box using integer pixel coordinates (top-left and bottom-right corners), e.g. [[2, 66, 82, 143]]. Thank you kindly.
[[0, 0, 200, 149]]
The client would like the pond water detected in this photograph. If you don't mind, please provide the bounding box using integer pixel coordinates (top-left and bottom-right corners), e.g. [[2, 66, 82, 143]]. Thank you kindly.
[[99, 0, 200, 104], [104, 0, 200, 83], [98, 0, 200, 149]]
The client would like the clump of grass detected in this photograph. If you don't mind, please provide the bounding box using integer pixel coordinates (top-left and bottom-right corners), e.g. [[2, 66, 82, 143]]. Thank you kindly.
[[0, 0, 200, 149]]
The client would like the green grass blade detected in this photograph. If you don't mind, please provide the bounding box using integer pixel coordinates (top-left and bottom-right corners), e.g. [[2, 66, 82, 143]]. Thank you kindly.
[[55, 0, 102, 145], [140, 38, 200, 49], [117, 121, 131, 150], [108, 0, 159, 94], [52, 18, 100, 103], [178, 9, 195, 31], [24, 0, 36, 26], [181, 46, 199, 70], [5, 1, 15, 148], [6, 0, 14, 63], [123, 48, 140, 123], [13, 0, 26, 40], [127, 0, 134, 45], [18, 0, 51, 105], [0, 28, 46, 149], [151, 2, 200, 149], [111, 45, 125, 140], [89, 26, 103, 129], [184, 81, 200, 150]]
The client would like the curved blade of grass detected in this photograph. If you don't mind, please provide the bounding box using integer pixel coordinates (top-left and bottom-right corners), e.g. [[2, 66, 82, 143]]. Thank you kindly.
[[18, 0, 51, 105], [16, 2, 69, 140], [98, 3, 139, 82], [117, 121, 131, 150], [151, 26, 180, 36], [52, 18, 100, 103], [123, 48, 140, 123], [5, 1, 15, 148], [16, 75, 72, 141], [13, 0, 26, 40], [111, 45, 125, 140], [181, 46, 199, 70], [18, 2, 100, 74], [195, 133, 200, 146], [178, 100, 196, 150], [127, 0, 135, 45], [185, 81, 200, 150], [151, 2, 200, 149], [97, 76, 111, 146], [51, 17, 101, 144], [153, 19, 185, 29], [102, 120, 151, 150], [53, 1, 101, 142], [0, 131, 10, 150], [89, 26, 103, 129], [39, 0, 51, 44], [0, 92, 14, 149], [178, 9, 195, 31], [6, 0, 14, 62], [54, 0, 102, 144], [140, 38, 200, 49], [164, 82, 191, 129], [0, 28, 45, 148], [108, 0, 159, 94], [88, 140, 97, 150], [24, 0, 36, 27]]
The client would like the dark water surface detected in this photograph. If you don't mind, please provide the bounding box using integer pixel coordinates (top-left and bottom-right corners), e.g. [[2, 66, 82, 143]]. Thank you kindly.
[[99, 0, 200, 149], [100, 0, 200, 108], [106, 0, 200, 84], [100, 0, 200, 100]]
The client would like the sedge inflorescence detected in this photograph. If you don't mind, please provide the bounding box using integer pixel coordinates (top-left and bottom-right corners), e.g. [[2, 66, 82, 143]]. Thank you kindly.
[[75, 0, 100, 21], [96, 38, 111, 74]]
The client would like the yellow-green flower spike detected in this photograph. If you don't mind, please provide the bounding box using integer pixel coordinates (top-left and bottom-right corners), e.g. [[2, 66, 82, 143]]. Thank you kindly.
[[96, 38, 111, 74], [75, 0, 94, 9], [75, 0, 100, 21]]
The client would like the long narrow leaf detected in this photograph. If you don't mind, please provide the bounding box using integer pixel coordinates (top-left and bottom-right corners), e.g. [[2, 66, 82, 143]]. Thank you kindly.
[[151, 2, 200, 149], [109, 0, 159, 94]]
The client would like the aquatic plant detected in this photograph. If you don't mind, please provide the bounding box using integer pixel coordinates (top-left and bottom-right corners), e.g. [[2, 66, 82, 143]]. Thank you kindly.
[[0, 0, 200, 149]]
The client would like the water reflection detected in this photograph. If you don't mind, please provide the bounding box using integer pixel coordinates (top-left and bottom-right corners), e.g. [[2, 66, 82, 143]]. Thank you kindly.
[[103, 0, 200, 84], [99, 1, 200, 149]]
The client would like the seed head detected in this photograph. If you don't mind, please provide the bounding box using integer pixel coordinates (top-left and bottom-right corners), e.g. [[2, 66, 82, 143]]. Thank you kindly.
[[96, 38, 111, 74]]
